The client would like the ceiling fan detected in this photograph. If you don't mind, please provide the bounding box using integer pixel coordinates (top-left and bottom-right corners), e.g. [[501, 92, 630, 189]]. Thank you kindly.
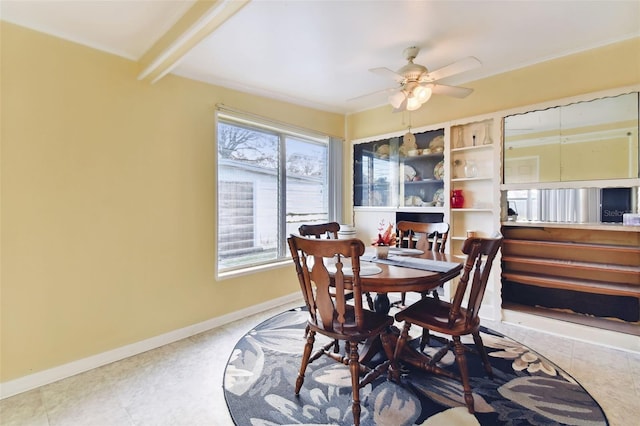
[[356, 46, 481, 112]]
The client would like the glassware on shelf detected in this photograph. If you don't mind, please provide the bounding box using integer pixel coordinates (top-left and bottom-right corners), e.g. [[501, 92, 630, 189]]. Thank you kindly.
[[456, 127, 464, 148], [451, 189, 465, 208], [464, 160, 478, 178], [482, 122, 493, 145], [452, 159, 462, 178]]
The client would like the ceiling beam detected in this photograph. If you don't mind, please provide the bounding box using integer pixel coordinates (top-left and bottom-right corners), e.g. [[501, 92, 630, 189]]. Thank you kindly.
[[137, 0, 250, 84]]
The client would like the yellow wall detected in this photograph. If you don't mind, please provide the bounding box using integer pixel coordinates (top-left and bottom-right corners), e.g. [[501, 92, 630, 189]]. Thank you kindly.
[[0, 22, 344, 382], [1, 19, 639, 385]]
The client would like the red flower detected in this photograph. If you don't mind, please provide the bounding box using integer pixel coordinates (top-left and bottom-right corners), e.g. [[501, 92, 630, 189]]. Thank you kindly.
[[372, 220, 397, 246]]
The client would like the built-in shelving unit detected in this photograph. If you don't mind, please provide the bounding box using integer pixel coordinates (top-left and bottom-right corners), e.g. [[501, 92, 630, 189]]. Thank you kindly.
[[353, 126, 447, 243], [351, 86, 639, 343], [446, 116, 502, 320]]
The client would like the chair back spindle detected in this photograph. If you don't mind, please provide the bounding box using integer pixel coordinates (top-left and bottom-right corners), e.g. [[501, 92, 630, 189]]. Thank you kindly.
[[396, 221, 449, 253], [395, 221, 450, 306]]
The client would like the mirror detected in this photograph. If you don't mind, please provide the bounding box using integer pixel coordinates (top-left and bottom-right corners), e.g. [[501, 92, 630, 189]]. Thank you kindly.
[[503, 92, 639, 184]]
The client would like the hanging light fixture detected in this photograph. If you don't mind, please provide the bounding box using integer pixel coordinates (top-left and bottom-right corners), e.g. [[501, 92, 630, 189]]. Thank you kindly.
[[406, 95, 422, 111], [388, 82, 432, 112], [413, 84, 432, 103]]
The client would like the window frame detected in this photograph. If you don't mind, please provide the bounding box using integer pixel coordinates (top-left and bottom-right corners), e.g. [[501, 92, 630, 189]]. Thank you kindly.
[[215, 110, 342, 279]]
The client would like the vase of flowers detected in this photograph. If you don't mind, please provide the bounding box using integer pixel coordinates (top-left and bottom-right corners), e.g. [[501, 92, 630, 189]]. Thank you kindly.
[[372, 219, 396, 259], [375, 245, 390, 259]]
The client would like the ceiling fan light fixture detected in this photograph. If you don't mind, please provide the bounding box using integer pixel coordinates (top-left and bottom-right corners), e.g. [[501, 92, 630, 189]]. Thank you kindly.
[[413, 85, 432, 103], [406, 96, 422, 111], [388, 91, 406, 109]]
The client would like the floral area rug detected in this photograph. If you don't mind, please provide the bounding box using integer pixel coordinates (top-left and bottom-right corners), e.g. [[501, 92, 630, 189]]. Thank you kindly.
[[223, 307, 608, 425]]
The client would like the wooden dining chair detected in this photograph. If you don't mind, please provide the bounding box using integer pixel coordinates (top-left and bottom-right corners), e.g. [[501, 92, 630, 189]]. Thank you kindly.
[[287, 235, 394, 426], [298, 222, 340, 239], [392, 235, 503, 414], [298, 222, 374, 310], [396, 221, 450, 306]]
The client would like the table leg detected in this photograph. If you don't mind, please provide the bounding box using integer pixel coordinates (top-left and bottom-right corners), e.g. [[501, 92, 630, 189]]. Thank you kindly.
[[373, 293, 390, 314], [360, 293, 390, 364]]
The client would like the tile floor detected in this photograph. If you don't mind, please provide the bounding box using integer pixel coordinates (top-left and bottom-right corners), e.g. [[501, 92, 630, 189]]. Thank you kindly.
[[1, 298, 639, 426]]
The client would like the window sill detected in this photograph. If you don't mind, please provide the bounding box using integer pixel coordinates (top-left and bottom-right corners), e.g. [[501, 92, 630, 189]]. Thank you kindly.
[[216, 259, 292, 281]]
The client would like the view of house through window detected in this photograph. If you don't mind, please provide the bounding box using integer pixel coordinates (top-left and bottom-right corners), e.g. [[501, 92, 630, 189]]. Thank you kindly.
[[216, 112, 334, 274]]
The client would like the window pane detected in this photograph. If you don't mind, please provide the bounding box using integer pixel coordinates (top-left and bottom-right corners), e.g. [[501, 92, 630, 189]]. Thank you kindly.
[[286, 137, 328, 237], [218, 122, 279, 271]]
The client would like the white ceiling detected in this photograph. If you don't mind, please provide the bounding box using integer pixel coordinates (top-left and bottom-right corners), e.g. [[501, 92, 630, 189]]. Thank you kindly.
[[2, 0, 639, 114]]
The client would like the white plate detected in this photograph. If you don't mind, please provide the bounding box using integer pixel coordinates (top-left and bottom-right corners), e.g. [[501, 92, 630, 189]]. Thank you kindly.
[[389, 247, 424, 256], [433, 160, 445, 180], [429, 135, 444, 150], [433, 188, 444, 205], [326, 264, 382, 276], [404, 165, 417, 181]]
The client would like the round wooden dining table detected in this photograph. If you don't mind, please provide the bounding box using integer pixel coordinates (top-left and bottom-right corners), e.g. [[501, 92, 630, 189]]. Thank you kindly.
[[354, 250, 464, 364], [358, 250, 464, 314]]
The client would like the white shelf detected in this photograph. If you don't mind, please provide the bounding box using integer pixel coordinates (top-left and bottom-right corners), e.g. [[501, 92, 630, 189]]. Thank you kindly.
[[451, 176, 492, 182], [500, 177, 640, 191], [451, 144, 494, 153], [397, 206, 445, 213], [501, 220, 640, 232], [451, 208, 494, 212]]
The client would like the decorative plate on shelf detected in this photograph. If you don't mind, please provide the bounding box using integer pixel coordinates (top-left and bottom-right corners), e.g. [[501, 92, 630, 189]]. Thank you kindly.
[[375, 144, 390, 158], [404, 164, 417, 181], [433, 160, 445, 180], [433, 188, 444, 206], [428, 135, 444, 150]]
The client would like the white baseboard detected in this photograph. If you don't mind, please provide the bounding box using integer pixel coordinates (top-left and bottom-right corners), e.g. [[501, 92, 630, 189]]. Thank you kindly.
[[0, 293, 302, 400]]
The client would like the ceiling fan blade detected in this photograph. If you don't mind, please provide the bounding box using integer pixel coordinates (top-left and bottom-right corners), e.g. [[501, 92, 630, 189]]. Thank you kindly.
[[426, 83, 474, 98], [369, 67, 405, 83], [421, 56, 481, 82], [392, 97, 408, 113], [347, 86, 398, 102]]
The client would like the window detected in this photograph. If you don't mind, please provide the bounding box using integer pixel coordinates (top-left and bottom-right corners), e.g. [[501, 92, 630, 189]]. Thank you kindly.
[[216, 110, 341, 275]]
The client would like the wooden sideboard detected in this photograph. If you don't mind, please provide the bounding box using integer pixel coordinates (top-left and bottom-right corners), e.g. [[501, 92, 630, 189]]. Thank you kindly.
[[501, 222, 640, 335]]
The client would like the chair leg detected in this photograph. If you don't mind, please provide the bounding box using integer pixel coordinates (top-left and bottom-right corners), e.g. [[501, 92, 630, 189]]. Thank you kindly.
[[400, 292, 406, 306], [295, 330, 315, 395], [452, 336, 474, 414], [348, 341, 362, 426], [430, 289, 440, 300], [472, 331, 493, 379], [365, 292, 374, 310], [390, 322, 411, 382], [419, 327, 431, 352]]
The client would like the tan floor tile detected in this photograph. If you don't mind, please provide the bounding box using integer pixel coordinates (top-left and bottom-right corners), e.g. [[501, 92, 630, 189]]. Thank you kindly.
[[0, 389, 49, 426], [0, 301, 637, 426]]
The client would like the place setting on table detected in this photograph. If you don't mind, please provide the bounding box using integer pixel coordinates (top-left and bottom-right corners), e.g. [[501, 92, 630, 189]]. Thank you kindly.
[[364, 219, 461, 273]]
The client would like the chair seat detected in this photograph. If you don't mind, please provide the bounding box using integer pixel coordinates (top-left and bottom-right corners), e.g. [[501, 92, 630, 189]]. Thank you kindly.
[[308, 305, 394, 342], [395, 297, 480, 337]]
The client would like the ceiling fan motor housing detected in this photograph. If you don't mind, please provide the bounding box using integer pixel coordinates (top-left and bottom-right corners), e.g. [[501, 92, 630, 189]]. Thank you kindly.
[[397, 62, 428, 82]]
